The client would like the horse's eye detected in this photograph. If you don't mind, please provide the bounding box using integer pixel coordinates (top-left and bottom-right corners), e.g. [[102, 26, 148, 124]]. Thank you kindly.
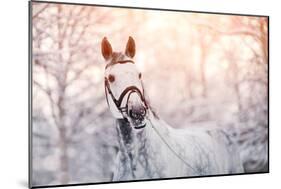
[[139, 73, 142, 79], [108, 74, 115, 83]]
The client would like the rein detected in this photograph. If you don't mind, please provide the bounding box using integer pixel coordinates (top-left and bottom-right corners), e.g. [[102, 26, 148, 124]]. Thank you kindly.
[[147, 117, 197, 173]]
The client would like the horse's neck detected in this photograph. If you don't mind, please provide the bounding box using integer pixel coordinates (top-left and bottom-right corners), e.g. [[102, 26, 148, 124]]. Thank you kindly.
[[116, 113, 164, 152], [115, 114, 164, 179], [116, 118, 150, 160]]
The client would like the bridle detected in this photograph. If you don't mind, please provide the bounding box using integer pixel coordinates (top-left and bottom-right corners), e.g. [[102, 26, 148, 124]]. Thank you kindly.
[[104, 60, 148, 127]]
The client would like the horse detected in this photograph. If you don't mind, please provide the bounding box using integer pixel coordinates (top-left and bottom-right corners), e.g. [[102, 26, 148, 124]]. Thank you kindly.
[[101, 36, 244, 181]]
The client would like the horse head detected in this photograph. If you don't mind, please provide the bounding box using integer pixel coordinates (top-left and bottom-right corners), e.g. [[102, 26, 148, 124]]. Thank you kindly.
[[101, 36, 148, 129]]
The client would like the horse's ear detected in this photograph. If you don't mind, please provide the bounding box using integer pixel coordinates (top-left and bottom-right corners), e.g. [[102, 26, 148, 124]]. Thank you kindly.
[[125, 36, 136, 58], [101, 37, 113, 61]]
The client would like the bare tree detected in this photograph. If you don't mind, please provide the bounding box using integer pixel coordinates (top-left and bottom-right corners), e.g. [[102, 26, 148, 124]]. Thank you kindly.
[[32, 3, 111, 183]]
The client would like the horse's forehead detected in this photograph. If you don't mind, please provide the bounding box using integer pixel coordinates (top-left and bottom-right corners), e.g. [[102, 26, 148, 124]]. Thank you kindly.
[[106, 63, 138, 76]]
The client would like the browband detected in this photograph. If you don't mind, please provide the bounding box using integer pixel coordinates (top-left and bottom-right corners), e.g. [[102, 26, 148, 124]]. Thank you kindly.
[[105, 60, 134, 69]]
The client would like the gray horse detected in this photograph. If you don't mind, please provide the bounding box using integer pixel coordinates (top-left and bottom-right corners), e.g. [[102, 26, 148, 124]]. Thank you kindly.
[[101, 36, 244, 181]]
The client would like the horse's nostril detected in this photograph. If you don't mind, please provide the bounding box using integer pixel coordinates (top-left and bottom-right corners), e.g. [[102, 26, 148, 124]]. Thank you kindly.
[[128, 109, 134, 118], [129, 110, 137, 119], [139, 107, 146, 116]]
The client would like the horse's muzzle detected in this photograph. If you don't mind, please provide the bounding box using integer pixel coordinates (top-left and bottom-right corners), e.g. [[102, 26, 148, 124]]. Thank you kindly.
[[127, 98, 147, 129], [129, 105, 146, 120]]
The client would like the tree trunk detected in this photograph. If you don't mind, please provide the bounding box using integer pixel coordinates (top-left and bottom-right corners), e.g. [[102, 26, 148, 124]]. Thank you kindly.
[[57, 4, 69, 184], [59, 127, 69, 183]]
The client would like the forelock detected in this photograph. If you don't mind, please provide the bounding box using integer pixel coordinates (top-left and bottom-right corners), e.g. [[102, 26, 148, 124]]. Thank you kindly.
[[112, 52, 125, 63], [105, 52, 132, 69]]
